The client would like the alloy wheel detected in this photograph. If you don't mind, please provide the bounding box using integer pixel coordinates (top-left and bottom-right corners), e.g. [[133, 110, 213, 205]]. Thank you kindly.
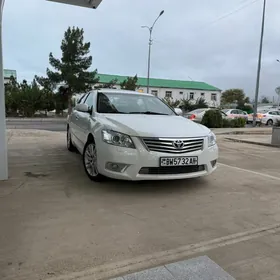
[[84, 143, 98, 177]]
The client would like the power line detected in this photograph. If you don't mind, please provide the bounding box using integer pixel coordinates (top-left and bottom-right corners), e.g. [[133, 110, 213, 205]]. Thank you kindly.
[[202, 0, 260, 29]]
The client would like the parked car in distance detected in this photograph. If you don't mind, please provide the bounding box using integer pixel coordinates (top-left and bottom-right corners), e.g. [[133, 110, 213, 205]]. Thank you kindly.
[[67, 89, 218, 181], [185, 108, 228, 123], [222, 109, 248, 120], [260, 110, 280, 126], [247, 110, 269, 124]]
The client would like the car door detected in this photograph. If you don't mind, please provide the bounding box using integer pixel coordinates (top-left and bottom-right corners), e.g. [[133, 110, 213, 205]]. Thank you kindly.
[[237, 109, 246, 119], [77, 92, 94, 145], [269, 111, 279, 122], [229, 109, 238, 119], [275, 111, 280, 121]]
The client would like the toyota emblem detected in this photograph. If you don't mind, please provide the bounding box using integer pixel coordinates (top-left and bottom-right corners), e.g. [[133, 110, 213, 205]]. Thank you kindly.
[[173, 140, 184, 149]]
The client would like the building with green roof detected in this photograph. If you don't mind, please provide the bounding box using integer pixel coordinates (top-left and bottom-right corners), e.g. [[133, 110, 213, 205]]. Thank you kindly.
[[97, 73, 222, 107]]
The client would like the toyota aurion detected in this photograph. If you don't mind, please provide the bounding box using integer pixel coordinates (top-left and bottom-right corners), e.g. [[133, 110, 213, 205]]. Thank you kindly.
[[67, 89, 218, 181]]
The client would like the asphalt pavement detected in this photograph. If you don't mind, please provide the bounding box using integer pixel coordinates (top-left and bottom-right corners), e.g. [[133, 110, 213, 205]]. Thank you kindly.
[[1, 129, 280, 280], [6, 118, 67, 132]]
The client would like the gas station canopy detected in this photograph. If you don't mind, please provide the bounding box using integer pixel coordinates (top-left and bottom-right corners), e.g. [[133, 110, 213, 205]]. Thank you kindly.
[[47, 0, 103, 9]]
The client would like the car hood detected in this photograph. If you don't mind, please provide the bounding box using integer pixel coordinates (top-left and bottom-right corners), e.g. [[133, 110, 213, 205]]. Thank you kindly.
[[99, 114, 211, 138]]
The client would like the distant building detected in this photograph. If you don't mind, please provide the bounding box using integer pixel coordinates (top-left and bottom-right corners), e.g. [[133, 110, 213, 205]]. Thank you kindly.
[[96, 74, 222, 107], [4, 69, 17, 84]]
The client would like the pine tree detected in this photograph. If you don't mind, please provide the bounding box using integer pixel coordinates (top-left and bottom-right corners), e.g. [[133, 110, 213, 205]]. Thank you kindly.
[[120, 75, 138, 91], [45, 26, 99, 113]]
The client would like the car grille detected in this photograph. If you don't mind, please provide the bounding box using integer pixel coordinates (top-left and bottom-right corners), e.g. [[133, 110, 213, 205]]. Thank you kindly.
[[141, 137, 204, 154], [139, 165, 205, 175]]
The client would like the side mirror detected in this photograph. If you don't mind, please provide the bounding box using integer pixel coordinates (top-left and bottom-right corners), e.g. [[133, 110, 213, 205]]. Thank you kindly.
[[174, 108, 183, 116], [76, 103, 91, 113]]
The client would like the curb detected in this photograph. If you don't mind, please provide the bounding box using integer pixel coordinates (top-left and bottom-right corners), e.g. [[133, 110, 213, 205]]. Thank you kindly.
[[212, 128, 272, 136], [215, 131, 272, 136], [225, 137, 280, 148]]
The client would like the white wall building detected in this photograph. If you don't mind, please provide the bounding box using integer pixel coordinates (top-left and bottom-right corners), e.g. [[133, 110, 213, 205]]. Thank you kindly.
[[96, 74, 222, 107]]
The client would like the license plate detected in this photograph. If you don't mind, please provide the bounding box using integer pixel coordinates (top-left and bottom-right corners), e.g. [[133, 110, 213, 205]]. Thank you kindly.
[[160, 157, 198, 167]]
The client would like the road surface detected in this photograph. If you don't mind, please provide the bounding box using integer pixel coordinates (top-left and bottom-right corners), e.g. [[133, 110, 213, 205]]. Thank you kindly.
[[1, 130, 280, 280], [6, 118, 67, 132]]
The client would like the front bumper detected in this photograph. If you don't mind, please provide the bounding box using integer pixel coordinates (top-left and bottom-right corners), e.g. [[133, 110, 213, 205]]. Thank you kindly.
[[96, 137, 218, 181]]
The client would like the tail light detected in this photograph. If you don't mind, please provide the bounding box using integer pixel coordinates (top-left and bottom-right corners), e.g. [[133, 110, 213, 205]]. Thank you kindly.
[[262, 114, 267, 118], [190, 114, 196, 120]]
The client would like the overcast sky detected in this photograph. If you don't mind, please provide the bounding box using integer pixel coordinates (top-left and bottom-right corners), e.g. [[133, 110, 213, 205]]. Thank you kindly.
[[3, 0, 280, 100]]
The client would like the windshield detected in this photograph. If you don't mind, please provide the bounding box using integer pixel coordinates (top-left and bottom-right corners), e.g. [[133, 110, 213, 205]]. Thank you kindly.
[[96, 92, 176, 115]]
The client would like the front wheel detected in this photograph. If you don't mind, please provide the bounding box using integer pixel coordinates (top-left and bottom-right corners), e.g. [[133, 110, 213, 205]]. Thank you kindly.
[[83, 140, 105, 182]]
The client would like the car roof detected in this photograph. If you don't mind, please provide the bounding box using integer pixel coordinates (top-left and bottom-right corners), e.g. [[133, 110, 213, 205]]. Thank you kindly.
[[96, 88, 152, 97]]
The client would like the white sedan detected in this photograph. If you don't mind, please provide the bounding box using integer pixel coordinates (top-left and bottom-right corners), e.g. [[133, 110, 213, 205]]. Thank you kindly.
[[260, 110, 280, 126], [67, 89, 218, 181]]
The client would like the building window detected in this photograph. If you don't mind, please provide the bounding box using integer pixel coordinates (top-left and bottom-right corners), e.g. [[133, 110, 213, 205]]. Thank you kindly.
[[179, 91, 183, 95], [211, 93, 217, 101], [151, 90, 158, 97], [190, 92, 194, 100], [165, 91, 172, 98], [201, 92, 205, 97]]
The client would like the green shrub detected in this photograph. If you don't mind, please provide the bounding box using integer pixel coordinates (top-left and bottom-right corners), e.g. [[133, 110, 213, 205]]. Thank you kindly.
[[222, 117, 246, 128], [201, 110, 223, 128], [222, 118, 233, 128]]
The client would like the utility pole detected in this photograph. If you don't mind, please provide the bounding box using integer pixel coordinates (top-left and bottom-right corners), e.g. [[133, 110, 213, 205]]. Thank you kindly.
[[142, 10, 164, 94], [253, 0, 266, 127]]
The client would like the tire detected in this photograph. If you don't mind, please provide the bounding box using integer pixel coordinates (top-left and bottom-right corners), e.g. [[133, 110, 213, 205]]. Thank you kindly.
[[67, 127, 76, 152], [83, 140, 105, 182], [267, 119, 273, 126]]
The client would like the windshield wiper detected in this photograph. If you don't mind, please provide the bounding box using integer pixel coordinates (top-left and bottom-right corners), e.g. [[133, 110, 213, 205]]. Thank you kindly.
[[128, 111, 168, 115]]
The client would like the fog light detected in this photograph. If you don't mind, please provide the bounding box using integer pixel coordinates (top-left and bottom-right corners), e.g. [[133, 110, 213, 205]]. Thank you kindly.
[[211, 160, 217, 167], [105, 162, 128, 173]]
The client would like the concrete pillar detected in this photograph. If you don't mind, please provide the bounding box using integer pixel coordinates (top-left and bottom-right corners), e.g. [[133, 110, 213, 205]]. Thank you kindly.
[[0, 0, 8, 181]]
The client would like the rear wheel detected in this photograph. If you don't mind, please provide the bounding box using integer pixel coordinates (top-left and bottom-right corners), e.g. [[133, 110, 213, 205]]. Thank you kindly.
[[67, 127, 76, 152], [83, 140, 105, 182], [267, 119, 273, 126]]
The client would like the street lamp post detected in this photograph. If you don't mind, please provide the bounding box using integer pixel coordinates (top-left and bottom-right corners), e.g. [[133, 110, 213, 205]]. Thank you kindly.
[[142, 10, 164, 94], [0, 0, 103, 181], [253, 0, 267, 127]]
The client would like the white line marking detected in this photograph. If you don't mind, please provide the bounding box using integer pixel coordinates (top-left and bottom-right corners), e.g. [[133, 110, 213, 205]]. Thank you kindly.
[[218, 163, 280, 181]]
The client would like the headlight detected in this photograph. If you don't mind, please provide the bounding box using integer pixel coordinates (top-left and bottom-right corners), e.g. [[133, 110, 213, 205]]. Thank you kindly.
[[208, 132, 216, 147], [102, 130, 135, 149]]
